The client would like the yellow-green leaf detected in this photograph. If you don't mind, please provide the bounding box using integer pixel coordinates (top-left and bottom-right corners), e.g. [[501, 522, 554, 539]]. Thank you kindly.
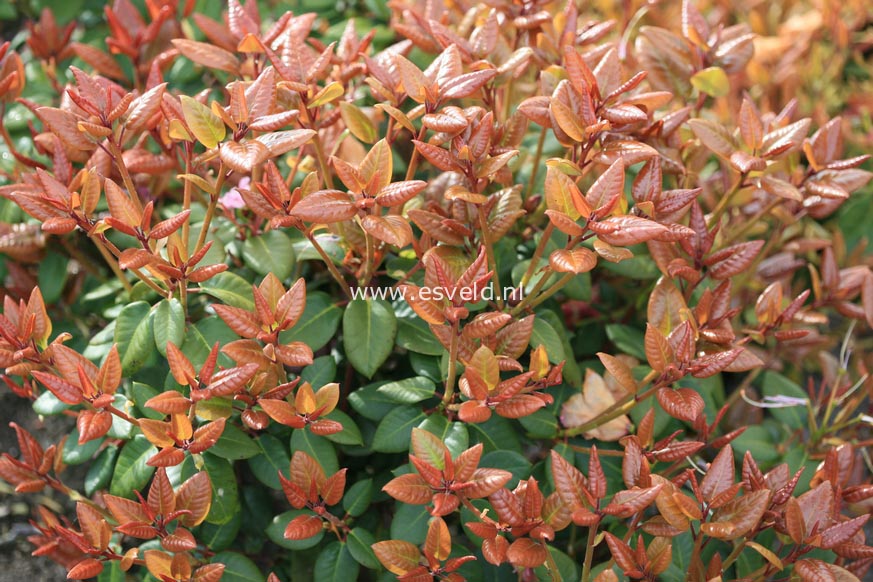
[[180, 96, 226, 149], [690, 67, 729, 98], [310, 82, 344, 108], [339, 102, 377, 144]]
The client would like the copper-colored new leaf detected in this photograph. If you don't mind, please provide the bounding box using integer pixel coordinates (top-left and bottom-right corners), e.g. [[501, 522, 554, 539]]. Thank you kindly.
[[372, 540, 421, 576], [656, 388, 704, 422], [383, 473, 432, 505], [550, 450, 588, 509], [644, 324, 674, 373], [284, 514, 323, 540], [290, 190, 356, 223], [604, 532, 638, 574], [506, 538, 548, 568], [172, 39, 239, 74], [701, 489, 770, 540], [175, 471, 212, 527], [549, 248, 597, 274]]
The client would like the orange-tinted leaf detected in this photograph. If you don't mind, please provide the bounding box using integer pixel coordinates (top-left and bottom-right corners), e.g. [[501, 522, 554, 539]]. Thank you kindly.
[[550, 450, 588, 509], [656, 388, 704, 422], [372, 540, 421, 575], [644, 324, 673, 373], [424, 516, 452, 561], [549, 248, 597, 274], [219, 141, 270, 173], [284, 514, 323, 540], [67, 558, 104, 580], [465, 468, 512, 498], [701, 489, 770, 540], [175, 471, 212, 527], [291, 190, 356, 223], [31, 371, 82, 404], [506, 538, 547, 568], [604, 532, 638, 574]]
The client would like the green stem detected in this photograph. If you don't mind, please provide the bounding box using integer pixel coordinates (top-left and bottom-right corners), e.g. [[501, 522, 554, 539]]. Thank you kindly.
[[522, 223, 554, 287], [543, 544, 561, 582], [92, 235, 134, 294], [311, 130, 334, 189], [524, 127, 547, 202], [404, 124, 428, 181], [722, 197, 781, 246], [478, 206, 504, 309], [442, 321, 460, 408], [580, 523, 599, 582], [363, 226, 375, 286], [521, 272, 574, 312], [706, 173, 747, 229], [181, 154, 193, 254], [180, 154, 193, 312], [194, 162, 227, 255], [307, 229, 353, 299], [720, 538, 748, 573], [510, 267, 552, 315], [108, 138, 143, 216]]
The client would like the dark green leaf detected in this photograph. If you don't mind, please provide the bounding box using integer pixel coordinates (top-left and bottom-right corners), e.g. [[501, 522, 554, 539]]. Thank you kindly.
[[106, 394, 135, 439], [63, 429, 103, 465], [605, 324, 647, 360], [346, 528, 380, 569], [322, 409, 363, 446], [292, 233, 344, 264], [390, 503, 429, 544], [203, 453, 240, 525], [38, 251, 68, 305], [109, 436, 157, 498], [315, 542, 360, 581], [115, 301, 154, 374], [96, 560, 124, 582], [181, 317, 237, 368], [280, 291, 342, 352], [301, 356, 338, 388], [153, 298, 185, 357], [342, 299, 397, 378], [198, 511, 242, 552], [342, 479, 373, 517], [33, 390, 68, 416], [759, 372, 808, 429], [129, 382, 164, 420], [210, 422, 261, 460], [396, 316, 444, 356], [348, 381, 397, 420], [211, 552, 265, 582], [199, 272, 254, 310], [534, 547, 579, 581], [373, 406, 425, 452], [468, 415, 521, 453], [531, 317, 565, 363], [242, 230, 295, 280], [85, 446, 118, 496], [518, 409, 559, 438], [248, 434, 291, 490], [376, 376, 436, 403], [730, 424, 781, 463]]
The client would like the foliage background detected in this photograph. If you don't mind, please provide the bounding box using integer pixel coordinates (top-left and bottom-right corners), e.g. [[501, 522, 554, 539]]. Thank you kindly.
[[0, 0, 872, 581]]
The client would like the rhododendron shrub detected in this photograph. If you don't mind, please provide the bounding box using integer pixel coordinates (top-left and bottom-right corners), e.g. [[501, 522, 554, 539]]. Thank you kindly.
[[0, 0, 872, 580]]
